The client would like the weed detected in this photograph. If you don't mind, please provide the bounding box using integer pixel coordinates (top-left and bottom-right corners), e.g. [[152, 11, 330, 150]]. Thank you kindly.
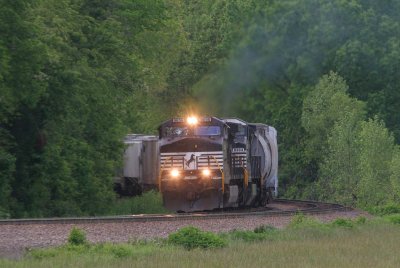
[[94, 243, 134, 258], [227, 230, 266, 242], [168, 226, 227, 250], [368, 204, 400, 216], [331, 218, 354, 228], [68, 227, 87, 246], [385, 214, 400, 224], [354, 216, 367, 224], [225, 226, 279, 242], [288, 213, 323, 229], [254, 225, 276, 233], [110, 190, 168, 215], [65, 244, 89, 253], [29, 248, 58, 260]]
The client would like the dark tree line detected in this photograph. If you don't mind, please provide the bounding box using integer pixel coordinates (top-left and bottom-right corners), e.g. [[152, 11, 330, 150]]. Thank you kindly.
[[1, 0, 400, 217]]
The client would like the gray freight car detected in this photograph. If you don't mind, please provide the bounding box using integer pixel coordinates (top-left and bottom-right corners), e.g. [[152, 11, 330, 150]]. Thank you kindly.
[[114, 134, 159, 195]]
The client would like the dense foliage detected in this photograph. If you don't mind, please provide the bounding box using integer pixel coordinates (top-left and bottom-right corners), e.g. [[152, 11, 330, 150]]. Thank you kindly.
[[0, 0, 183, 217], [190, 0, 400, 208], [1, 0, 400, 217]]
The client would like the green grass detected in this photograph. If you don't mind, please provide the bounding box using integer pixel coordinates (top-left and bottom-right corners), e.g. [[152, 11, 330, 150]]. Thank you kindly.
[[108, 190, 169, 215], [367, 203, 400, 216], [1, 217, 400, 268], [384, 214, 400, 224]]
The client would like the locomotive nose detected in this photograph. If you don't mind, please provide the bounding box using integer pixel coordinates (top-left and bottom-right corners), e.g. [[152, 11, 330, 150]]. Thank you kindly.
[[186, 191, 199, 201]]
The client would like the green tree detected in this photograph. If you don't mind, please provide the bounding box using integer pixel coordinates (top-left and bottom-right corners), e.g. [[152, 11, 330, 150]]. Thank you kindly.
[[191, 0, 400, 196], [302, 73, 366, 171], [0, 0, 48, 216], [1, 0, 176, 217], [318, 113, 363, 205], [305, 76, 398, 207], [389, 148, 400, 203], [0, 131, 15, 216], [301, 73, 365, 202], [356, 118, 394, 207]]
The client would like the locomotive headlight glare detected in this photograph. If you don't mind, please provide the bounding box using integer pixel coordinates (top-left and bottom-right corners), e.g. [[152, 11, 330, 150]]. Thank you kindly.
[[187, 116, 198, 125], [170, 169, 180, 178], [202, 169, 211, 177]]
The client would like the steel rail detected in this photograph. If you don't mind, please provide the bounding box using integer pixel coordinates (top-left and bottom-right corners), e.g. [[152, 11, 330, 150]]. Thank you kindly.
[[0, 199, 352, 225]]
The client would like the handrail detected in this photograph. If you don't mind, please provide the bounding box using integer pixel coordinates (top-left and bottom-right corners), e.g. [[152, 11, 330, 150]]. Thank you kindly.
[[158, 156, 185, 192], [160, 154, 224, 194], [210, 155, 224, 193], [158, 156, 172, 192], [239, 158, 248, 189]]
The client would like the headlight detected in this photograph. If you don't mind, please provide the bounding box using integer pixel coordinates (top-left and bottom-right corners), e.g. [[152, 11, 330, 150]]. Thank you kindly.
[[187, 116, 198, 125], [170, 169, 180, 178], [201, 169, 211, 177]]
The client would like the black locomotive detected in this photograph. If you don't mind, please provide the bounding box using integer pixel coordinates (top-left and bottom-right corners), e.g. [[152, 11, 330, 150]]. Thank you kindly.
[[158, 116, 278, 212]]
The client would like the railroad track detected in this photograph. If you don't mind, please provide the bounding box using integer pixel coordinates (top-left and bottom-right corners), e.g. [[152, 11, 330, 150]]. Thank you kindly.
[[0, 199, 351, 225]]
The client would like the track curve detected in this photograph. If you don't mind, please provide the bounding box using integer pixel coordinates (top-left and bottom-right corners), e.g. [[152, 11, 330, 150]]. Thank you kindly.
[[0, 199, 351, 225]]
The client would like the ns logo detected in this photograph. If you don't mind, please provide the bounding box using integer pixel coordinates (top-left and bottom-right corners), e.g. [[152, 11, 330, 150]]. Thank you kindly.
[[184, 153, 196, 170]]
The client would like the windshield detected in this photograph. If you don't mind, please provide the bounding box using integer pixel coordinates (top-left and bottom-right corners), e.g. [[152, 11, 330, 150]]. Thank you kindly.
[[195, 126, 221, 135], [164, 126, 221, 137]]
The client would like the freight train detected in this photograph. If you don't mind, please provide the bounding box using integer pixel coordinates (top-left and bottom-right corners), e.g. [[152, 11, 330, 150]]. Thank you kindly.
[[115, 116, 278, 212]]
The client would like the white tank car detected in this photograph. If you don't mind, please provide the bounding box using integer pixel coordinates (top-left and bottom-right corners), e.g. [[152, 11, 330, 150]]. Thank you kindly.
[[248, 123, 278, 199]]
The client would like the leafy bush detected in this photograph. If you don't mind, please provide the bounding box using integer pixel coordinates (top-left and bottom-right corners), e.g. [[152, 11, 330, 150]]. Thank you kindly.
[[254, 225, 276, 233], [369, 204, 400, 216], [68, 228, 88, 246], [109, 245, 133, 258], [168, 226, 226, 250], [385, 214, 400, 225], [331, 218, 354, 228]]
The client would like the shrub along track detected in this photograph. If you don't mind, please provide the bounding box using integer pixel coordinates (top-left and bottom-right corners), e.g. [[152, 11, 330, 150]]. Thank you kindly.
[[0, 199, 350, 225], [0, 199, 363, 259]]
